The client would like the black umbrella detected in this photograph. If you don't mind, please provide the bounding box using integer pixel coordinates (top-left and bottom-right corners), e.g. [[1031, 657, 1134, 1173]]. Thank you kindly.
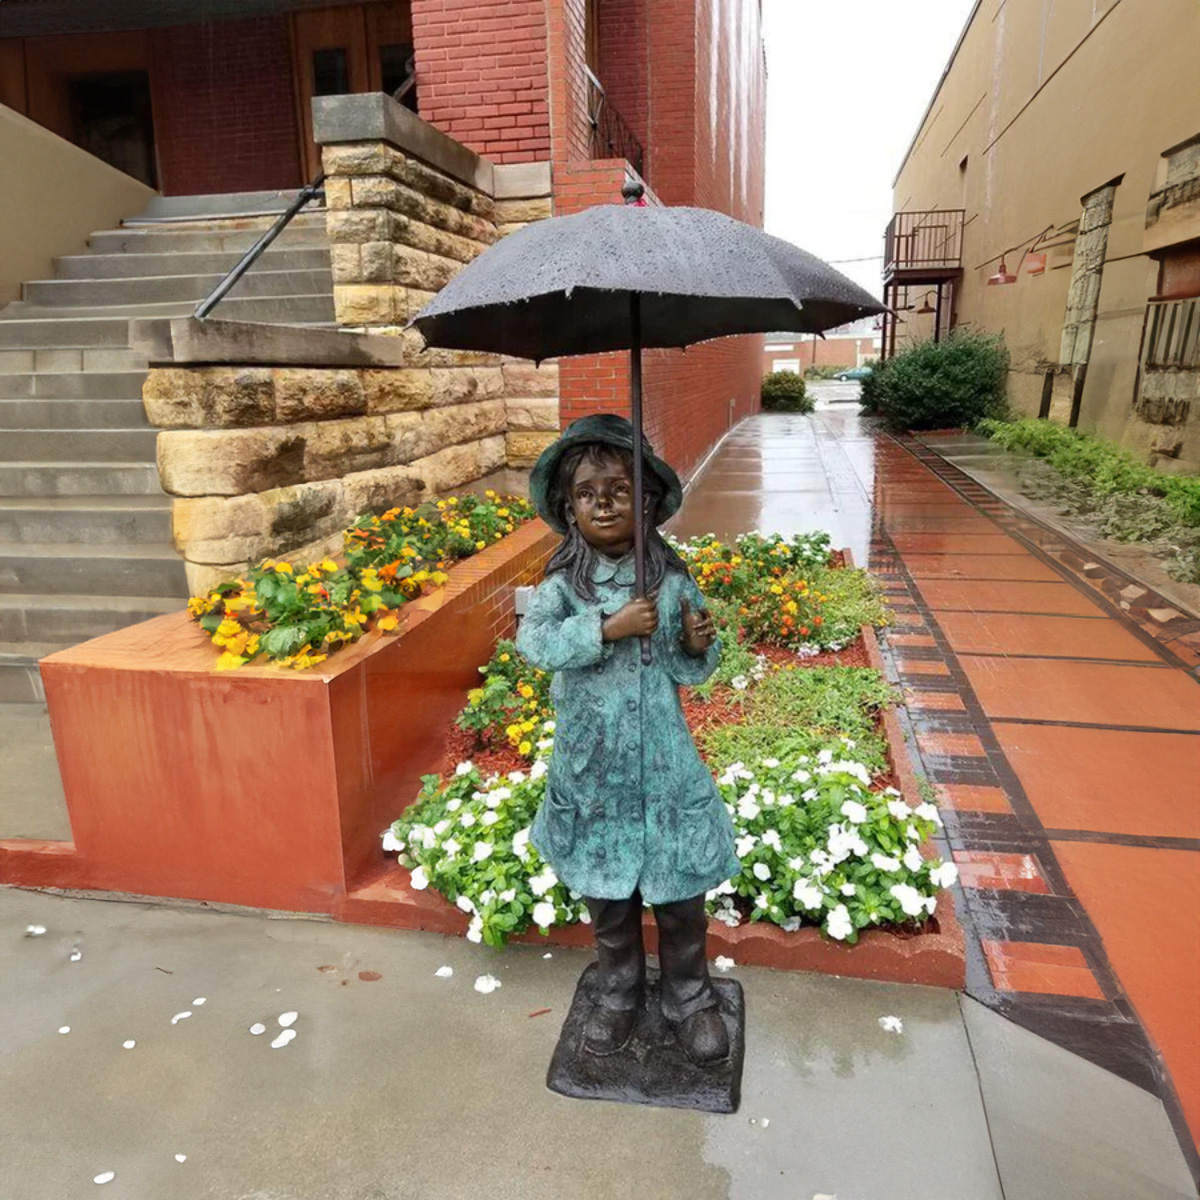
[[411, 183, 886, 660]]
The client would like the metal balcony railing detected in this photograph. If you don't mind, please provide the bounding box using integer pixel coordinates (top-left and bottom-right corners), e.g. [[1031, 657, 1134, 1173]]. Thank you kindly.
[[883, 210, 965, 278], [585, 65, 645, 181]]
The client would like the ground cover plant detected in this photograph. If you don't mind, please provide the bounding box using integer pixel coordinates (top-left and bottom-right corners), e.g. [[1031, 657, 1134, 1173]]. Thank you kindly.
[[385, 530, 960, 947], [188, 491, 536, 669], [861, 331, 1009, 431], [761, 370, 814, 413], [980, 418, 1200, 583]]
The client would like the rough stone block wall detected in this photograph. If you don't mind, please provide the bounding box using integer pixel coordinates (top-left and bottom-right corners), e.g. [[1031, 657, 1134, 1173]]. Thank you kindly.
[[411, 0, 551, 163]]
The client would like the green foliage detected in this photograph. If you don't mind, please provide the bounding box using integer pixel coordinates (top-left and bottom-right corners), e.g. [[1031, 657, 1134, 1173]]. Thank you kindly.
[[980, 418, 1200, 582], [761, 370, 814, 413], [455, 640, 552, 751], [863, 332, 1010, 431]]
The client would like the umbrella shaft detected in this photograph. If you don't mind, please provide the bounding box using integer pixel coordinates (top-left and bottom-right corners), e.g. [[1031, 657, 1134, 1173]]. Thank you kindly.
[[630, 293, 651, 666]]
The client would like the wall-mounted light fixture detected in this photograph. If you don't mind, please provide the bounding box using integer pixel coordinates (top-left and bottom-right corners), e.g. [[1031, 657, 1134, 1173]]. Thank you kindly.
[[985, 225, 1056, 286], [987, 257, 1017, 286]]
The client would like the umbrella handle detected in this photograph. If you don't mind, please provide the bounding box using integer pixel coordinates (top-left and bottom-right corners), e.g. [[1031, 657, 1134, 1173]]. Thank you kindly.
[[630, 292, 652, 667]]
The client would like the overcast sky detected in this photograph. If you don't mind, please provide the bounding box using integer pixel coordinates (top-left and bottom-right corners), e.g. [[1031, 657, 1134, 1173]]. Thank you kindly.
[[762, 0, 979, 299]]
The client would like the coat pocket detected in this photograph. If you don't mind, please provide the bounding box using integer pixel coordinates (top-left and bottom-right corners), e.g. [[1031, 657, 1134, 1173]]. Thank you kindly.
[[540, 786, 578, 857], [671, 791, 728, 877]]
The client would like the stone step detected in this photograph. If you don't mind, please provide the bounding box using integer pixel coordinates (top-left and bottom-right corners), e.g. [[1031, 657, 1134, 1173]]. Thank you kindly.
[[88, 219, 328, 256], [0, 348, 145, 374], [54, 246, 330, 280], [0, 643, 65, 702], [0, 542, 190, 597], [0, 398, 149, 431], [0, 496, 172, 544], [0, 318, 132, 349], [24, 267, 334, 308], [0, 294, 336, 324], [0, 462, 163, 497], [130, 190, 317, 221], [0, 591, 183, 643], [0, 371, 147, 399], [0, 429, 159, 463]]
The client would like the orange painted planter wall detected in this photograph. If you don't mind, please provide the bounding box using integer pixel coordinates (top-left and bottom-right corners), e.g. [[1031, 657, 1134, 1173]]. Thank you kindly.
[[2, 521, 558, 910]]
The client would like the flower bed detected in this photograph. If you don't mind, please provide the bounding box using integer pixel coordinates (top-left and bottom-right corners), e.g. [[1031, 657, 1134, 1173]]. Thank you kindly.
[[368, 532, 966, 984]]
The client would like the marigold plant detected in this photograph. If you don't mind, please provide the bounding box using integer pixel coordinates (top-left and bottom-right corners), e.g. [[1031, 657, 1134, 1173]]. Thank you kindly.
[[456, 639, 553, 753]]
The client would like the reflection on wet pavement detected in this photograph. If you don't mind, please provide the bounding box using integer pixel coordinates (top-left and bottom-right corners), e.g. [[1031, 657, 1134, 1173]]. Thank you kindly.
[[672, 410, 1200, 1179]]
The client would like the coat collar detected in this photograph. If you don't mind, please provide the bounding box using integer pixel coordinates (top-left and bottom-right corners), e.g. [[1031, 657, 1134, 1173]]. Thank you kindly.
[[591, 550, 637, 586]]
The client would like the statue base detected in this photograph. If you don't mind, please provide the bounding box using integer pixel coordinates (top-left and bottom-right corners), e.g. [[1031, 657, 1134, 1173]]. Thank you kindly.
[[546, 963, 745, 1113]]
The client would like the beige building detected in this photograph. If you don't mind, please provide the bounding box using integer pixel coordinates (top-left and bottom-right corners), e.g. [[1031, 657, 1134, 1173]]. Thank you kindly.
[[883, 0, 1200, 473]]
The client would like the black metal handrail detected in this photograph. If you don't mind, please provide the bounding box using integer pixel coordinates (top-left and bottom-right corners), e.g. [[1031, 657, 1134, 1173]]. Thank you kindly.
[[883, 209, 965, 276], [194, 172, 326, 320], [585, 65, 645, 181]]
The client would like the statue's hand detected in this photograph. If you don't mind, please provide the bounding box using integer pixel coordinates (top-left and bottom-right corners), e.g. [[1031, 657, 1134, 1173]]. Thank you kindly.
[[602, 595, 659, 642], [680, 597, 716, 657]]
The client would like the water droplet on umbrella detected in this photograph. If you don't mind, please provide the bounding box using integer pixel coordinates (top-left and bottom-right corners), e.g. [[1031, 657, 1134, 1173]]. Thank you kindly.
[[278, 1011, 297, 1027], [25, 924, 46, 937], [174, 1154, 187, 1163], [171, 1011, 191, 1025], [69, 950, 83, 962], [271, 1029, 297, 1049], [192, 997, 206, 1006], [58, 1026, 70, 1034], [249, 1023, 266, 1036], [93, 1171, 115, 1184], [122, 1040, 135, 1049]]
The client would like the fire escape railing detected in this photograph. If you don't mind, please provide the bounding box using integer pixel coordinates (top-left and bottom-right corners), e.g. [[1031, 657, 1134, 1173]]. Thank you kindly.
[[883, 210, 965, 277], [585, 65, 645, 181]]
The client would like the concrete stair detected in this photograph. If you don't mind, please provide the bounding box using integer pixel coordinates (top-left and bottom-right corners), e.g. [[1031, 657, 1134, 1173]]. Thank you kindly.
[[0, 192, 334, 701]]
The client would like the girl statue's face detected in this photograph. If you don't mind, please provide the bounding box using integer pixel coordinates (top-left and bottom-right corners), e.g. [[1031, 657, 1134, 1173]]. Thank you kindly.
[[567, 453, 637, 558]]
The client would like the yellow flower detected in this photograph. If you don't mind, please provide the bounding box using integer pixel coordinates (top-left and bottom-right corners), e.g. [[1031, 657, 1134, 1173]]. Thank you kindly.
[[344, 608, 367, 626], [506, 724, 522, 741], [485, 489, 498, 499], [320, 558, 338, 573], [518, 683, 534, 699], [437, 500, 447, 509], [215, 651, 248, 671], [498, 508, 509, 517], [431, 571, 448, 586], [769, 584, 784, 595], [245, 634, 261, 657], [447, 497, 458, 506], [475, 540, 486, 551], [468, 688, 484, 704], [518, 741, 532, 756], [499, 653, 510, 663], [215, 617, 241, 639], [187, 596, 207, 617], [274, 562, 293, 574], [377, 613, 400, 632]]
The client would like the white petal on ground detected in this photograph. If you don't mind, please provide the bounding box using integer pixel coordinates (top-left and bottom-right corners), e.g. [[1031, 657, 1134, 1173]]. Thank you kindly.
[[25, 924, 47, 937], [170, 1011, 192, 1025], [761, 1118, 770, 1128], [270, 1029, 297, 1049], [69, 950, 83, 962], [474, 974, 502, 995], [878, 1015, 905, 1034], [542, 952, 552, 959], [58, 1026, 70, 1034], [174, 1155, 187, 1163], [434, 966, 453, 978], [249, 1023, 266, 1036], [278, 1011, 298, 1027], [192, 997, 206, 1006], [93, 1171, 115, 1184], [122, 1040, 135, 1049], [713, 955, 735, 972]]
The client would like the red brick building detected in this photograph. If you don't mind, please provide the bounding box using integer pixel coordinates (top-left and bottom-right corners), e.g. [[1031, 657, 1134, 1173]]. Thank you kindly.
[[763, 321, 881, 375], [0, 0, 766, 478]]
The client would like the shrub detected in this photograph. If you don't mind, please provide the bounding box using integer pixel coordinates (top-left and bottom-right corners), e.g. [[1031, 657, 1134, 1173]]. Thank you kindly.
[[863, 332, 1009, 431], [761, 370, 814, 413]]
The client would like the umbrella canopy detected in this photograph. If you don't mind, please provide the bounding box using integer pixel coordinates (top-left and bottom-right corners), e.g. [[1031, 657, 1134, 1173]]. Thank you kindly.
[[412, 202, 884, 359]]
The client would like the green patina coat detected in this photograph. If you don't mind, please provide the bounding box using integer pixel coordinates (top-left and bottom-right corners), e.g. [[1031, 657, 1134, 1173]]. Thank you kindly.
[[516, 553, 739, 904]]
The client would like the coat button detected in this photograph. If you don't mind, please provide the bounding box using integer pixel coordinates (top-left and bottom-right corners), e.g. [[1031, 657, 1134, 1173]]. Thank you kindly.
[[626, 698, 637, 711], [594, 663, 604, 674]]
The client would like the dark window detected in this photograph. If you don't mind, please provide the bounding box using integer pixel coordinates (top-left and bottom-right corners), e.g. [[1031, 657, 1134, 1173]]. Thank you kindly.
[[68, 71, 157, 188], [312, 48, 350, 97], [379, 42, 417, 111]]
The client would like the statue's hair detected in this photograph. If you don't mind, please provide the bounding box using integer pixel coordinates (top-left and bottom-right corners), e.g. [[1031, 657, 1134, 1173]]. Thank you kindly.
[[545, 441, 687, 602]]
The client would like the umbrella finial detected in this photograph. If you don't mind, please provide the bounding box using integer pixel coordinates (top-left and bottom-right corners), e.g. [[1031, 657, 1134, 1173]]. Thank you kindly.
[[622, 179, 646, 206]]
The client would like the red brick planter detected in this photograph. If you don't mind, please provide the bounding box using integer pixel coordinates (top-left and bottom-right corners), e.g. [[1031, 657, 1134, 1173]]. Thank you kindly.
[[0, 521, 558, 910], [334, 558, 966, 990]]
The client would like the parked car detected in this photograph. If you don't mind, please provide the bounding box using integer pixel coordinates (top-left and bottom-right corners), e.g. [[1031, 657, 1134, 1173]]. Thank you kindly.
[[833, 366, 872, 381]]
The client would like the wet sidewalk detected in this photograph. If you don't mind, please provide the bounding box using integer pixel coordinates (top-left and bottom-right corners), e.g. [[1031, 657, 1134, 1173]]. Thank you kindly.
[[674, 406, 1200, 1185]]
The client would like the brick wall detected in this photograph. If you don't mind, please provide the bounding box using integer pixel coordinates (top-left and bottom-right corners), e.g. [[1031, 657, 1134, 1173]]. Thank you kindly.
[[411, 0, 550, 163], [596, 0, 648, 153], [765, 338, 878, 372], [151, 16, 301, 196]]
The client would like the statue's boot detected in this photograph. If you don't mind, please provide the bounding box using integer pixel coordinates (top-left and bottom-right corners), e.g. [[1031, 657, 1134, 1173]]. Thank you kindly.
[[583, 891, 646, 1057], [583, 1003, 638, 1055], [655, 892, 729, 1066], [676, 1005, 729, 1065]]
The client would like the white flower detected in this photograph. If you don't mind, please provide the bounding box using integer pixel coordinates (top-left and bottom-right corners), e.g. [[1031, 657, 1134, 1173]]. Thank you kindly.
[[531, 901, 557, 928], [840, 799, 868, 824], [530, 759, 548, 780], [871, 853, 901, 872], [578, 906, 592, 924], [471, 841, 493, 863], [841, 738, 857, 750], [809, 848, 833, 871], [530, 867, 558, 896], [878, 1015, 904, 1034], [761, 757, 780, 769], [455, 894, 475, 913], [410, 866, 429, 891], [466, 916, 483, 943], [825, 904, 853, 941], [381, 829, 404, 852], [780, 915, 802, 932], [887, 798, 912, 820], [455, 761, 474, 776], [752, 861, 772, 881], [715, 878, 736, 895], [508, 771, 526, 784], [713, 955, 735, 972], [480, 889, 495, 905], [791, 769, 811, 783], [737, 795, 761, 820], [543, 720, 556, 733], [459, 811, 477, 827], [754, 893, 771, 910], [480, 811, 500, 826], [435, 965, 454, 978], [889, 883, 925, 917], [434, 819, 450, 835], [713, 908, 741, 927], [840, 883, 856, 896], [442, 838, 461, 857], [512, 828, 532, 860], [929, 861, 959, 888], [734, 834, 758, 858], [827, 828, 868, 861], [762, 829, 782, 852], [903, 845, 924, 872], [923, 895, 937, 914], [485, 787, 510, 809], [906, 823, 921, 841], [731, 674, 750, 690], [446, 797, 463, 812], [473, 974, 502, 994], [914, 802, 942, 825], [817, 749, 834, 766], [500, 888, 516, 903], [536, 738, 554, 751], [793, 880, 823, 911]]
